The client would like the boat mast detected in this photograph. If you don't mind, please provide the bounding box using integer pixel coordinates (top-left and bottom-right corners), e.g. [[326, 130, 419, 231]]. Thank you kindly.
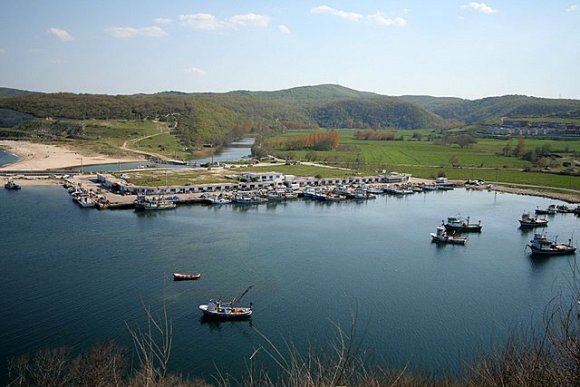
[[232, 285, 254, 306]]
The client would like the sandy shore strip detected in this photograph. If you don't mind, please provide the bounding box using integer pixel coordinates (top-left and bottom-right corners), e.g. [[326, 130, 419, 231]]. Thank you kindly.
[[0, 140, 143, 171]]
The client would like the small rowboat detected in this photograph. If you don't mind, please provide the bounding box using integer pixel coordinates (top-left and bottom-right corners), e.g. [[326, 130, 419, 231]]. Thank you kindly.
[[173, 272, 201, 281]]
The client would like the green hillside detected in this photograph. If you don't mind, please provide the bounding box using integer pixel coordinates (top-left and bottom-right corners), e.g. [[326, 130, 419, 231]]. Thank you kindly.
[[400, 94, 580, 123], [0, 85, 446, 148], [2, 85, 579, 149], [0, 87, 38, 98]]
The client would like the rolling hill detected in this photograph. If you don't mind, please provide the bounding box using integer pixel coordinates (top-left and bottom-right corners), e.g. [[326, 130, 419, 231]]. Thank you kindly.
[[1, 85, 579, 147]]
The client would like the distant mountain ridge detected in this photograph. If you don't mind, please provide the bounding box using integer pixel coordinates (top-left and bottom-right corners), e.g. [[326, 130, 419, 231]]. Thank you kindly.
[[400, 94, 580, 123]]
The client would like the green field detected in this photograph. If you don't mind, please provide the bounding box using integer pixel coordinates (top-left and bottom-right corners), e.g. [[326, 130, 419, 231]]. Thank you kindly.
[[265, 129, 580, 190]]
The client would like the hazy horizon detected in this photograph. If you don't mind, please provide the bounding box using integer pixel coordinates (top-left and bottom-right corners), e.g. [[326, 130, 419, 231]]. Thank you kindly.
[[1, 1, 579, 100]]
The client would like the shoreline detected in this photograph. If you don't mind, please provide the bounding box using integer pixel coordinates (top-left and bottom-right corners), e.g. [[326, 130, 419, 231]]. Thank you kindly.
[[3, 173, 578, 205], [0, 140, 143, 171], [1, 140, 578, 203]]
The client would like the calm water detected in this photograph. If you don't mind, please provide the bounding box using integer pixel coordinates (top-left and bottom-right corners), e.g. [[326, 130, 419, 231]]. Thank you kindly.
[[0, 187, 579, 383], [80, 138, 254, 172], [0, 149, 18, 167]]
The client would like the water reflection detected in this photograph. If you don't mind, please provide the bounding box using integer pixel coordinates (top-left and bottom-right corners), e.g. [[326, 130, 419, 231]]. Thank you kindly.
[[198, 315, 253, 329]]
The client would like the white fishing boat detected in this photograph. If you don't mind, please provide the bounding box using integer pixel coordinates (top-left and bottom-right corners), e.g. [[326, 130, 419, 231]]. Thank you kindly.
[[199, 299, 253, 319], [203, 194, 232, 205], [232, 192, 266, 204], [444, 216, 482, 232], [519, 212, 548, 228], [430, 226, 467, 245], [135, 195, 176, 210], [143, 197, 176, 210], [527, 233, 576, 256], [4, 180, 21, 190], [199, 286, 254, 319], [75, 195, 96, 208]]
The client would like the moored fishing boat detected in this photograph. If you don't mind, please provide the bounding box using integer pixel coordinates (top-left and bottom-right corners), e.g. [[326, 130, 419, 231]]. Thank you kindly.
[[444, 216, 482, 232], [527, 233, 576, 256], [173, 272, 201, 281], [535, 205, 557, 215], [75, 195, 96, 208], [199, 299, 253, 319], [199, 285, 254, 319], [144, 197, 176, 210], [203, 194, 232, 205], [430, 226, 467, 245], [519, 212, 548, 228], [4, 180, 21, 190]]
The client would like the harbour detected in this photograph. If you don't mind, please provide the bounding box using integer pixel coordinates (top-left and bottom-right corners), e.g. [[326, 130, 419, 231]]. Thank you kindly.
[[0, 185, 579, 384]]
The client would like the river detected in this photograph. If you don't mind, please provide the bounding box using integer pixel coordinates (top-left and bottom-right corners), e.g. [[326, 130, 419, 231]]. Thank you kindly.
[[0, 187, 578, 383]]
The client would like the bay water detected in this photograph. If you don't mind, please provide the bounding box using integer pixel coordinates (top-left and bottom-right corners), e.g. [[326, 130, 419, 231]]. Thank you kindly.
[[0, 186, 579, 383]]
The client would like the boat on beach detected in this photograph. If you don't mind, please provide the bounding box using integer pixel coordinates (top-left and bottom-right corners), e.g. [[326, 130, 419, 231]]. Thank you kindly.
[[519, 212, 548, 228], [430, 226, 467, 245], [173, 272, 201, 281], [444, 216, 482, 232], [527, 233, 576, 256]]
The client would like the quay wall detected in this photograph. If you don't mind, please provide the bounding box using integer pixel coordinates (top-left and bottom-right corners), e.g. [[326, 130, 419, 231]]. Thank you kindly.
[[96, 173, 411, 195]]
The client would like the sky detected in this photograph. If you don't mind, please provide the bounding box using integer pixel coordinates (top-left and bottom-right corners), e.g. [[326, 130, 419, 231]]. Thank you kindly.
[[0, 1, 579, 100]]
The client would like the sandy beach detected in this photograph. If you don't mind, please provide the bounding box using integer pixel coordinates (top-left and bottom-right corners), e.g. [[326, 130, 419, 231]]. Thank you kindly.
[[0, 140, 143, 171]]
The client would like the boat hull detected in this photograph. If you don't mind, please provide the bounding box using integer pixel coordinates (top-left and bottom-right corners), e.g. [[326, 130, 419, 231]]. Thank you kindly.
[[430, 234, 466, 245], [519, 220, 548, 228], [444, 225, 482, 232], [199, 305, 252, 319], [173, 273, 201, 281], [529, 246, 576, 256]]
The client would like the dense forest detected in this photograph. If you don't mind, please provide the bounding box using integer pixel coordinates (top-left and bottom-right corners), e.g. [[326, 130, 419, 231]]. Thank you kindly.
[[1, 85, 579, 147], [400, 94, 580, 123]]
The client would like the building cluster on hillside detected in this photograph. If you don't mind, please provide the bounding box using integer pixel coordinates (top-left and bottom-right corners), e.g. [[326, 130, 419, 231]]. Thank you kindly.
[[484, 118, 580, 138]]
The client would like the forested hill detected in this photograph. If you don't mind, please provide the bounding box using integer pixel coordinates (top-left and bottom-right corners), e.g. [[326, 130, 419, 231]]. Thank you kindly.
[[400, 94, 580, 123], [0, 85, 444, 147], [2, 85, 579, 147], [0, 87, 38, 98]]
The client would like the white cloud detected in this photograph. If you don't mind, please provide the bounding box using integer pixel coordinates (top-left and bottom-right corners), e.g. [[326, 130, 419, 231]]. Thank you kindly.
[[566, 4, 578, 12], [0, 48, 6, 54], [279, 25, 291, 34], [461, 2, 498, 14], [106, 26, 167, 38], [311, 6, 406, 26], [228, 13, 270, 28], [179, 14, 222, 30], [368, 13, 407, 27], [154, 17, 172, 25], [184, 67, 206, 76], [48, 27, 74, 42], [310, 5, 364, 22], [51, 59, 66, 65], [179, 13, 270, 30]]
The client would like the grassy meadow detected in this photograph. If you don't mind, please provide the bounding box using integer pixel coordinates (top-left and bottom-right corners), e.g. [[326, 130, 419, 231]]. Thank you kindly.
[[265, 129, 580, 190]]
